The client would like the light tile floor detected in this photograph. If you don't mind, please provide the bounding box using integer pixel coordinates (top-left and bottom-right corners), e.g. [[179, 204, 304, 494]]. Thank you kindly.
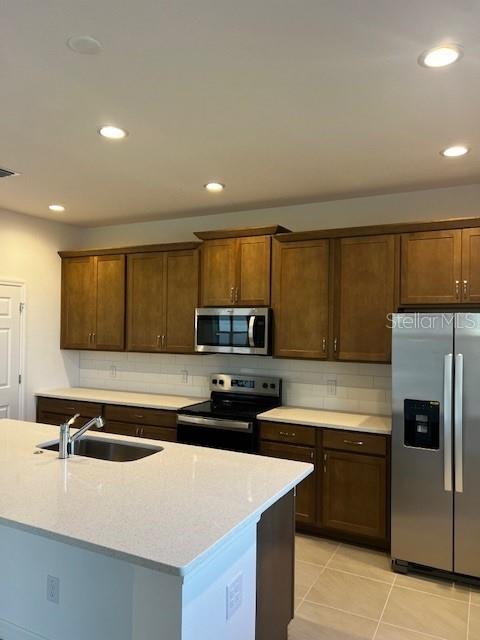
[[290, 534, 480, 640]]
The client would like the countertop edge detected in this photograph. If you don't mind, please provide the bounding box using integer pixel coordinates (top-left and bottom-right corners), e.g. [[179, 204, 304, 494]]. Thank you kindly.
[[257, 411, 392, 435]]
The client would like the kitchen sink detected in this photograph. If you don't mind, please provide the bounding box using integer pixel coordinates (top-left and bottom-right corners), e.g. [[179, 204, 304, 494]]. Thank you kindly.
[[40, 437, 163, 462]]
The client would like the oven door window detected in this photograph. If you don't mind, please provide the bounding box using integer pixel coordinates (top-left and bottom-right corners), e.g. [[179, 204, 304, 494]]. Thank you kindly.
[[197, 315, 250, 347]]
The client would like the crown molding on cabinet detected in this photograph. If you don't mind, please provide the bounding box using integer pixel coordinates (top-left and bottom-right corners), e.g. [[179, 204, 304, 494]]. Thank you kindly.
[[194, 225, 291, 240], [58, 241, 202, 259]]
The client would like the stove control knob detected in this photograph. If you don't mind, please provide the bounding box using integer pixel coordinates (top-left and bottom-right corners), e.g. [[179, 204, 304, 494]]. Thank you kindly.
[[212, 379, 218, 385], [270, 383, 276, 389], [262, 382, 268, 389], [219, 380, 225, 386]]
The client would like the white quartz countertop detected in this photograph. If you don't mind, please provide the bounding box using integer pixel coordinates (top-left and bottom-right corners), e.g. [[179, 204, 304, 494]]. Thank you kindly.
[[257, 406, 391, 435], [35, 387, 204, 411], [0, 420, 311, 576]]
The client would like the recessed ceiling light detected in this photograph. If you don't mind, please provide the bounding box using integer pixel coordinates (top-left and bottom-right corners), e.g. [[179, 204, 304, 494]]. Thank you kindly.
[[204, 182, 225, 193], [98, 125, 128, 140], [440, 145, 470, 158], [67, 35, 103, 55], [418, 44, 463, 68], [49, 204, 65, 212]]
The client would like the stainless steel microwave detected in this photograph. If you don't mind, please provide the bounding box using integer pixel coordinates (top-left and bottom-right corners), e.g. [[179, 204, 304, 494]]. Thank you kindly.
[[195, 308, 271, 355]]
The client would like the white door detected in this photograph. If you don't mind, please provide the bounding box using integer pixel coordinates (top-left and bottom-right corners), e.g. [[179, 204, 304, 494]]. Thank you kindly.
[[0, 284, 22, 419]]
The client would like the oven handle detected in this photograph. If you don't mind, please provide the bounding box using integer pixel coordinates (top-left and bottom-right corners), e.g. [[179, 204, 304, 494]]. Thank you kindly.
[[177, 414, 254, 433], [248, 316, 255, 348]]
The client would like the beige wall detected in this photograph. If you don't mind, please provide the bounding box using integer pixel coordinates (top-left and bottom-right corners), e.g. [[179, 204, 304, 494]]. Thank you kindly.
[[0, 209, 82, 419], [79, 183, 480, 248]]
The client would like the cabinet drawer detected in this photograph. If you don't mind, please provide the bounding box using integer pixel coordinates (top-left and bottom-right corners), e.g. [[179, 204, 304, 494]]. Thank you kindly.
[[323, 429, 387, 456], [104, 404, 177, 428], [37, 397, 103, 418], [259, 421, 316, 446], [106, 421, 176, 442], [37, 411, 92, 428]]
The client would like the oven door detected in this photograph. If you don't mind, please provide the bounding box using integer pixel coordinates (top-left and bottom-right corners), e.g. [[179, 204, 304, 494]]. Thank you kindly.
[[177, 414, 258, 453], [195, 307, 271, 355]]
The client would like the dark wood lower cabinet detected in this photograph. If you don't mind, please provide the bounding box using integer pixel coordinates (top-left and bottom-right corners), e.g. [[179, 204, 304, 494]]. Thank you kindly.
[[259, 441, 317, 525], [36, 397, 177, 443], [259, 421, 390, 549], [256, 490, 295, 640], [322, 449, 387, 541]]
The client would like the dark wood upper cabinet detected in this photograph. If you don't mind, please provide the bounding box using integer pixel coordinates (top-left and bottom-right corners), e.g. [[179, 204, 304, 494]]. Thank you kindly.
[[400, 230, 462, 305], [95, 255, 125, 350], [127, 253, 165, 352], [333, 235, 396, 363], [322, 448, 387, 541], [61, 255, 124, 350], [272, 239, 330, 359], [461, 228, 480, 303], [127, 249, 198, 353], [164, 250, 199, 353], [200, 236, 271, 306]]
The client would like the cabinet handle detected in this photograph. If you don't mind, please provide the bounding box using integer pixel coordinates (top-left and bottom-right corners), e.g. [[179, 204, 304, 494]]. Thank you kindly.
[[140, 427, 144, 437], [333, 338, 338, 353], [343, 439, 364, 446], [88, 333, 92, 344], [235, 287, 239, 303], [162, 335, 166, 350], [322, 337, 327, 353], [156, 335, 161, 347], [455, 280, 460, 299], [134, 414, 144, 419], [230, 287, 235, 303], [323, 452, 327, 473], [92, 332, 96, 345], [310, 451, 314, 460], [279, 431, 296, 437], [135, 427, 139, 437], [463, 280, 468, 297]]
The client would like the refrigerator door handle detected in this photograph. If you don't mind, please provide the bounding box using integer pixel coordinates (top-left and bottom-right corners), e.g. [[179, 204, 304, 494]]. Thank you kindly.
[[444, 353, 453, 492], [454, 353, 464, 493]]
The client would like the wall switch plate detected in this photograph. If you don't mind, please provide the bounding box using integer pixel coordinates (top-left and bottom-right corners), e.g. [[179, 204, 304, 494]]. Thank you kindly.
[[46, 575, 60, 604], [110, 365, 117, 378], [326, 378, 337, 396], [226, 573, 242, 620], [181, 369, 189, 384]]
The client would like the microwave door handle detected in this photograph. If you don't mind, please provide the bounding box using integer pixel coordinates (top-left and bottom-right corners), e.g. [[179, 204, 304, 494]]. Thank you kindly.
[[248, 316, 255, 348]]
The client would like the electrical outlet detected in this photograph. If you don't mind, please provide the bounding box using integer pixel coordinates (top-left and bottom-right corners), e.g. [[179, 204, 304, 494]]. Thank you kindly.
[[326, 378, 337, 396], [110, 365, 117, 378], [226, 573, 242, 620], [181, 369, 189, 384], [46, 575, 60, 604]]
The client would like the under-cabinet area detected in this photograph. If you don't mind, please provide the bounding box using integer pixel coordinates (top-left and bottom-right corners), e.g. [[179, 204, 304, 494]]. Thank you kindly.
[[59, 217, 480, 364]]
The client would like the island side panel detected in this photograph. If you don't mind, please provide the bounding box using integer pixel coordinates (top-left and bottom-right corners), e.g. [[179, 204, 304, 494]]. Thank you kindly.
[[256, 490, 295, 640], [0, 523, 183, 640], [181, 523, 257, 640]]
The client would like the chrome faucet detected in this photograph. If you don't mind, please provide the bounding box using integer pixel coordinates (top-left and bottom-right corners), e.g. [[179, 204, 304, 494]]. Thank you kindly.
[[59, 413, 105, 459]]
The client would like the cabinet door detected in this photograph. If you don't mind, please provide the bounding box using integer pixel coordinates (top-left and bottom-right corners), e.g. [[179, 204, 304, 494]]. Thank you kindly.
[[236, 236, 271, 306], [400, 230, 462, 305], [200, 239, 237, 306], [127, 253, 165, 351], [334, 235, 396, 362], [322, 449, 386, 540], [462, 228, 480, 303], [95, 255, 126, 351], [61, 257, 96, 349], [164, 250, 199, 353], [260, 441, 317, 525], [272, 239, 330, 359]]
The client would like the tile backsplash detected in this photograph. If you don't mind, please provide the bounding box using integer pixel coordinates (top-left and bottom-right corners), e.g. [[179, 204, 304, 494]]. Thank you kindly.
[[79, 352, 392, 416]]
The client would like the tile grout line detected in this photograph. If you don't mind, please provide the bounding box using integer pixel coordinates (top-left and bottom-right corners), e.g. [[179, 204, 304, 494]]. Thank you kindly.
[[300, 599, 380, 623], [295, 543, 340, 613], [371, 573, 397, 640], [380, 621, 448, 640]]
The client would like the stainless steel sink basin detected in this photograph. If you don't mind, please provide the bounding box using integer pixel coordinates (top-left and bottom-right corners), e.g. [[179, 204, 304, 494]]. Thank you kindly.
[[40, 437, 163, 462]]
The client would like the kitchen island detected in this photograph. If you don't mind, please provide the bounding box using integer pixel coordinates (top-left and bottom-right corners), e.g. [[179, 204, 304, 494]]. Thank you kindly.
[[0, 420, 312, 640]]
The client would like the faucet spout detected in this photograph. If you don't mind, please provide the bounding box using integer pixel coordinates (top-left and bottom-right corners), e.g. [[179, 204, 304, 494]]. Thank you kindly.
[[58, 415, 105, 459]]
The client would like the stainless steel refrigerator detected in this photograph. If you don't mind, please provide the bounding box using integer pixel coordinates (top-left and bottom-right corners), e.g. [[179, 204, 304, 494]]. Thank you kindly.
[[392, 312, 480, 579]]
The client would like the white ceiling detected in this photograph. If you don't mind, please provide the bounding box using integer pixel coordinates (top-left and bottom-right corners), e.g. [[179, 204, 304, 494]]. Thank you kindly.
[[1, 0, 480, 227]]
